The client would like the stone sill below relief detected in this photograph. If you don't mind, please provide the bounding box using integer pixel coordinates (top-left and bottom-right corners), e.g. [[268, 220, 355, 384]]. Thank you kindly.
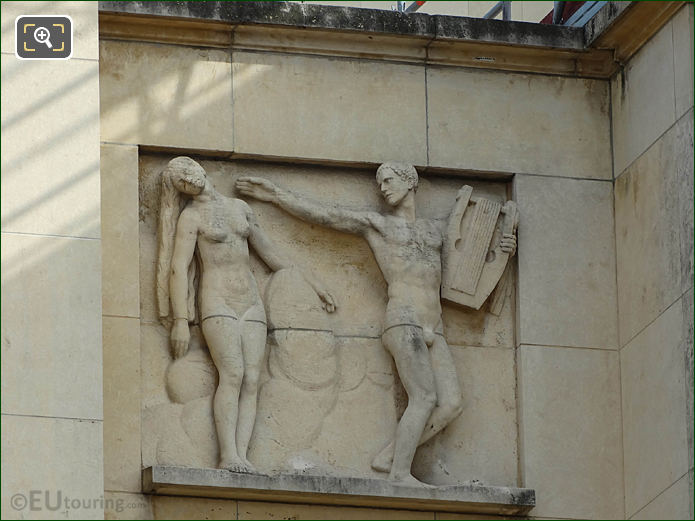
[[143, 466, 536, 515]]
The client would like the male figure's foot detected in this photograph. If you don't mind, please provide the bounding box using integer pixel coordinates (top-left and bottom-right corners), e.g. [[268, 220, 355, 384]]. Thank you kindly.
[[389, 473, 435, 489], [371, 445, 394, 473], [240, 457, 257, 474]]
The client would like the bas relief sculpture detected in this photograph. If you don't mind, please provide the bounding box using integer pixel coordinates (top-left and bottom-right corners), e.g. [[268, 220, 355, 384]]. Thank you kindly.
[[149, 157, 518, 487]]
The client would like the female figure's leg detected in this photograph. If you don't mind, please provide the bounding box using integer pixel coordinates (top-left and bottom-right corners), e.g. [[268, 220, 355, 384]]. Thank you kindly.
[[202, 316, 248, 472], [236, 304, 268, 469]]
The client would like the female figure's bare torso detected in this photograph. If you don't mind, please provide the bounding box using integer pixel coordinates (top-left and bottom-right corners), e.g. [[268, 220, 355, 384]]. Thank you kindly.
[[191, 197, 265, 323]]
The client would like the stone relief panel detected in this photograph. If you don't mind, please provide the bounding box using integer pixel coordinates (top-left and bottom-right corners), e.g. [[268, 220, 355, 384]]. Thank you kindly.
[[139, 156, 518, 487]]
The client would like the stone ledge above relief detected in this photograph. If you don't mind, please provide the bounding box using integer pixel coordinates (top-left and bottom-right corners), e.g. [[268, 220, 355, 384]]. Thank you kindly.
[[143, 466, 536, 516]]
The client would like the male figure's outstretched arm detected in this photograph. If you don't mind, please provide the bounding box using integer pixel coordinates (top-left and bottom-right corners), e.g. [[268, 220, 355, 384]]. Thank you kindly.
[[236, 177, 379, 236]]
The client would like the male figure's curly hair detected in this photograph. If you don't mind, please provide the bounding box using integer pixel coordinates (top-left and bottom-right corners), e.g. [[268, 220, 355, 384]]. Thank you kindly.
[[376, 161, 419, 191]]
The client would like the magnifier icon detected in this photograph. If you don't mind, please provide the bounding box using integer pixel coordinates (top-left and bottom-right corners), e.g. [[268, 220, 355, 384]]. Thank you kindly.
[[33, 26, 52, 48]]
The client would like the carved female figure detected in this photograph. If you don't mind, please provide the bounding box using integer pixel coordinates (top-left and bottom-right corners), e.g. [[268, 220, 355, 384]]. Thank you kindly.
[[156, 157, 335, 473]]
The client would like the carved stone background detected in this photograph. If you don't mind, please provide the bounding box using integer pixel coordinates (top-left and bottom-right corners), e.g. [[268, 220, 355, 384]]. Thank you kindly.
[[138, 155, 517, 487]]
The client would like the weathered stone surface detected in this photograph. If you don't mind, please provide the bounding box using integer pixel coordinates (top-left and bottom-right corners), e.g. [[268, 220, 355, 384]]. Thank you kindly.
[[140, 323, 172, 410], [232, 51, 426, 165], [1, 415, 103, 519], [684, 288, 694, 466], [239, 499, 434, 520], [621, 300, 689, 517], [104, 492, 153, 520], [99, 41, 233, 150], [675, 111, 694, 293], [441, 292, 515, 349], [151, 496, 234, 520], [247, 269, 340, 475], [101, 144, 140, 318], [673, 4, 694, 120], [614, 117, 684, 345], [611, 21, 676, 176], [515, 174, 618, 349], [427, 67, 611, 179], [143, 466, 535, 515], [248, 335, 396, 478], [1, 56, 100, 238], [434, 11, 578, 49], [436, 513, 512, 521], [413, 346, 517, 488], [518, 345, 623, 519], [630, 472, 692, 521], [690, 469, 694, 521], [98, 1, 584, 49], [583, 1, 632, 48], [100, 1, 433, 38], [1, 233, 103, 420], [103, 316, 141, 493]]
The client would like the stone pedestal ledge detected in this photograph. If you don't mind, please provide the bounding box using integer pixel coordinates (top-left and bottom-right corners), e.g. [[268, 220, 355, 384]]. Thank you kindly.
[[143, 466, 535, 515]]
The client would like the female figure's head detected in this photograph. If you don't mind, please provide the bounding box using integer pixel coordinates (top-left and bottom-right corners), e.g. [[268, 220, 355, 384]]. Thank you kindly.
[[156, 157, 206, 323], [165, 156, 207, 196]]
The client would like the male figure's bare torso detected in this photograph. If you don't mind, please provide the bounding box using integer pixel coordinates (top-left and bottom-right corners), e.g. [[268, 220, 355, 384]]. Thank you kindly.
[[364, 215, 445, 340]]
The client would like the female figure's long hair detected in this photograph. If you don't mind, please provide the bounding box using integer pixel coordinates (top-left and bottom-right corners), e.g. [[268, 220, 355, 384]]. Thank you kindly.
[[156, 157, 200, 324]]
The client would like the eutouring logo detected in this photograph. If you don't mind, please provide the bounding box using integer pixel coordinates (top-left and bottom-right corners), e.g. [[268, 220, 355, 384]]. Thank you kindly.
[[15, 15, 73, 60], [10, 490, 146, 514]]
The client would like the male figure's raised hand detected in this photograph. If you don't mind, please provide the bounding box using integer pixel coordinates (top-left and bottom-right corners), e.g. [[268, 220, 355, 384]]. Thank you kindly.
[[236, 177, 279, 203]]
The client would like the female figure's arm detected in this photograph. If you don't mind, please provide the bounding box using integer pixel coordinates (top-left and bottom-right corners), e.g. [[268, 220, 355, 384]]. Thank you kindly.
[[169, 208, 199, 358], [245, 204, 337, 313]]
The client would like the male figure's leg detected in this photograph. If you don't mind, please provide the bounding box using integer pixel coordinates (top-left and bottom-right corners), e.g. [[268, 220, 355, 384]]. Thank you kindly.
[[380, 325, 437, 483], [419, 334, 463, 444], [372, 333, 462, 473]]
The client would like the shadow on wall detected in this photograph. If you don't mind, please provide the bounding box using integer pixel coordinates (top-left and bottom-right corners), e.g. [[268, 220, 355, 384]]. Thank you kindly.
[[99, 41, 238, 149]]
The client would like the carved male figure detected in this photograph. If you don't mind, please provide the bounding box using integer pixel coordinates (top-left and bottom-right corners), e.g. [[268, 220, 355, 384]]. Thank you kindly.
[[237, 162, 516, 485]]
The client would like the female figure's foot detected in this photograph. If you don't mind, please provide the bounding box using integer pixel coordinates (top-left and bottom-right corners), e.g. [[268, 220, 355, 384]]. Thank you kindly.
[[219, 457, 253, 474]]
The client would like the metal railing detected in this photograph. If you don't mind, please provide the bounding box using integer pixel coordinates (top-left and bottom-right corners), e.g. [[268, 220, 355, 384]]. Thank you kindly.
[[393, 0, 606, 26], [483, 1, 512, 21]]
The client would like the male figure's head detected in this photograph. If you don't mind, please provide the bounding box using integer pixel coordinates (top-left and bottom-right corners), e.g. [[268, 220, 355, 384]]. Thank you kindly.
[[376, 161, 418, 207]]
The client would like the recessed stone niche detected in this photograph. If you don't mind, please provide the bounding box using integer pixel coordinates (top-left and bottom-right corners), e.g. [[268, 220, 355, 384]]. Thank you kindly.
[[138, 154, 528, 513]]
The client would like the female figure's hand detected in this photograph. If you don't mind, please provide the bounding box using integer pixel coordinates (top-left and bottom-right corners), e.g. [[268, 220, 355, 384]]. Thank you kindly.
[[171, 318, 191, 358], [302, 271, 338, 314]]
